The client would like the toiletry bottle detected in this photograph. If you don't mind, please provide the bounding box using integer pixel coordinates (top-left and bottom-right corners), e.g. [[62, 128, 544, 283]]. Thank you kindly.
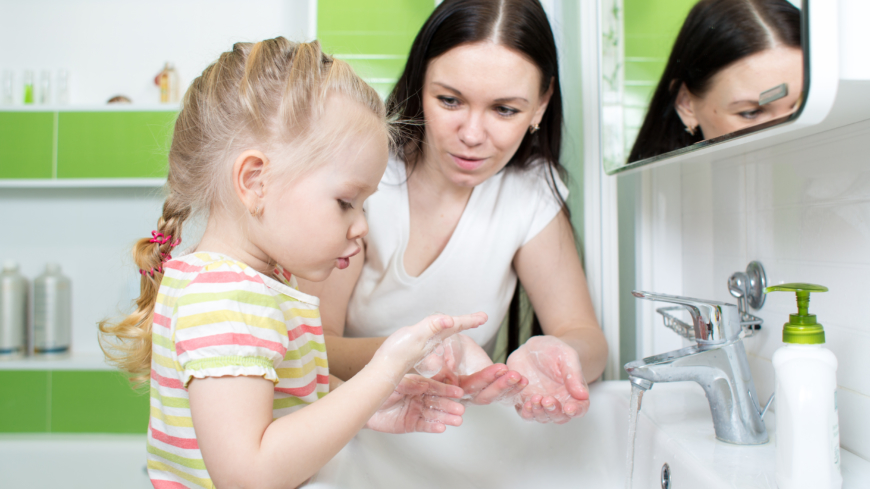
[[158, 63, 170, 103], [0, 261, 28, 357], [33, 263, 71, 354], [766, 283, 841, 489]]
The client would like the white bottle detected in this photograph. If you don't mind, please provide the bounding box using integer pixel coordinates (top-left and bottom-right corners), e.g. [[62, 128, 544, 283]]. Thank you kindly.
[[0, 261, 28, 357], [768, 283, 841, 489], [33, 263, 72, 354]]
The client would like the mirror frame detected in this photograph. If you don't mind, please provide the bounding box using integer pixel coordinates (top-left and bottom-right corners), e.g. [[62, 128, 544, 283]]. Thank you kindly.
[[602, 0, 841, 175]]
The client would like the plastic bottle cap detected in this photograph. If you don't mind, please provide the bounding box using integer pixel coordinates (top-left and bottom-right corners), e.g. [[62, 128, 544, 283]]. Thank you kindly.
[[3, 260, 18, 272], [764, 283, 828, 344]]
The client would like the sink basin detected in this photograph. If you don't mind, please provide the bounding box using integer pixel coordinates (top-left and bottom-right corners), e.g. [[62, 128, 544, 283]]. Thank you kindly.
[[310, 381, 870, 489]]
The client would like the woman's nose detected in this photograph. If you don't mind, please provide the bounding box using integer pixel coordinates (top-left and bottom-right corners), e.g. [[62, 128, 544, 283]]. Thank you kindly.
[[458, 112, 486, 147]]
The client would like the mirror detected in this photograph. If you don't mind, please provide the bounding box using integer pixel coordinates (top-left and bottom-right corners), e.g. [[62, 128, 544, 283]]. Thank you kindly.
[[600, 0, 806, 174]]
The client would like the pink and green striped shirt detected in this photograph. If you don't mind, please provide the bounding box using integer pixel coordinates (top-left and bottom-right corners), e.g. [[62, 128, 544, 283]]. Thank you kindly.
[[146, 252, 328, 488]]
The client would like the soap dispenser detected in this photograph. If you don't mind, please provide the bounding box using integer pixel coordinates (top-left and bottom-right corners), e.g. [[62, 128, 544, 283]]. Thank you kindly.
[[766, 283, 841, 489]]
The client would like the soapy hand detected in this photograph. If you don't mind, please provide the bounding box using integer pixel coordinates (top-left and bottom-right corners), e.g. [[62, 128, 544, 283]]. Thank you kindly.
[[506, 335, 590, 424], [365, 374, 466, 433], [417, 334, 528, 405], [371, 312, 488, 386]]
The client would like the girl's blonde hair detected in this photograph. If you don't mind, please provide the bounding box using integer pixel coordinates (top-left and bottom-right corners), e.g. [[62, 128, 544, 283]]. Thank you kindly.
[[99, 37, 387, 384]]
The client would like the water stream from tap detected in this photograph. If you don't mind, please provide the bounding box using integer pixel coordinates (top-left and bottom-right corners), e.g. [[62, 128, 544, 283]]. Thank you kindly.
[[624, 383, 645, 489]]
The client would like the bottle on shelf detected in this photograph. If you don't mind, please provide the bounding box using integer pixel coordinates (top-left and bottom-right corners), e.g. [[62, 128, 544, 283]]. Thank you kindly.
[[0, 261, 28, 359], [23, 70, 34, 104], [156, 62, 179, 104], [33, 263, 71, 355]]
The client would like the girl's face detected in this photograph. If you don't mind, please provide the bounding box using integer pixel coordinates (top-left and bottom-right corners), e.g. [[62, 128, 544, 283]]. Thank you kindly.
[[420, 42, 552, 188], [676, 45, 803, 140], [256, 101, 388, 282]]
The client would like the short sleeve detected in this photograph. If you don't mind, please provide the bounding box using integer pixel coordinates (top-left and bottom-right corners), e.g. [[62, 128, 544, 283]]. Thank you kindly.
[[173, 266, 290, 388], [522, 163, 570, 246]]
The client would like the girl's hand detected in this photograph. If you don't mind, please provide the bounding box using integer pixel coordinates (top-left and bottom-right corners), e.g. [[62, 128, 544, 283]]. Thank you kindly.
[[365, 374, 466, 433], [506, 335, 590, 424], [370, 312, 488, 385], [418, 334, 528, 405]]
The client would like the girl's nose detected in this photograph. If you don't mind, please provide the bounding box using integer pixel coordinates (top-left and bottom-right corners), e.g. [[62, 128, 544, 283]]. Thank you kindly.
[[458, 112, 485, 147], [348, 212, 369, 241]]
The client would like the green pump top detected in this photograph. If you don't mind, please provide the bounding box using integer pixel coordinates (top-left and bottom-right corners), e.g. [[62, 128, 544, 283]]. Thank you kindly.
[[764, 283, 828, 344]]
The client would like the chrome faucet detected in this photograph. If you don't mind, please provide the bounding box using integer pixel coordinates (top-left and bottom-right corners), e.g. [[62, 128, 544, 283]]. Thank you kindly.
[[624, 291, 771, 445]]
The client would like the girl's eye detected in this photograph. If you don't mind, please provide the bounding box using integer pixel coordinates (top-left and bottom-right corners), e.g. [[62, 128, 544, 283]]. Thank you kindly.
[[338, 199, 354, 210], [495, 106, 519, 117], [739, 108, 763, 120], [438, 96, 460, 108]]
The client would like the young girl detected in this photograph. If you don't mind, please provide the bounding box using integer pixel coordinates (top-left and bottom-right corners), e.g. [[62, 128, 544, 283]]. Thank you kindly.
[[99, 37, 487, 489]]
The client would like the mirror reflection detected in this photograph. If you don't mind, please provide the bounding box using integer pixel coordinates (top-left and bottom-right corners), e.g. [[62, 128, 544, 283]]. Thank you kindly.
[[602, 0, 804, 171]]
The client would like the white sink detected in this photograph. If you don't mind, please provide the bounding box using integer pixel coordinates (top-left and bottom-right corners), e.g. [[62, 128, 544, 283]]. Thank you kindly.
[[310, 381, 870, 489]]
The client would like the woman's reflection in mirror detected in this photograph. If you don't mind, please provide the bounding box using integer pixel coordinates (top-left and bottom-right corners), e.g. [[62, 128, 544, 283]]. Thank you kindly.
[[628, 0, 801, 163]]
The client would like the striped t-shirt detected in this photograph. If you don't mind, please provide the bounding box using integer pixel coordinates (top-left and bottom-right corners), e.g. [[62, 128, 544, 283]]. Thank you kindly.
[[146, 251, 328, 488]]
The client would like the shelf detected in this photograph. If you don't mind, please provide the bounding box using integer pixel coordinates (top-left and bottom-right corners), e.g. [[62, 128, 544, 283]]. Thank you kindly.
[[0, 352, 116, 371], [0, 104, 180, 112], [0, 178, 166, 188]]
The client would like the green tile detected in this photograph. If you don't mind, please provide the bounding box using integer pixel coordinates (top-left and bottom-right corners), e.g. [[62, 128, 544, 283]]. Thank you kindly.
[[0, 371, 49, 432], [0, 112, 54, 179], [342, 57, 407, 81], [624, 0, 697, 59], [320, 33, 421, 56], [625, 60, 667, 85], [50, 370, 149, 434], [57, 111, 176, 179]]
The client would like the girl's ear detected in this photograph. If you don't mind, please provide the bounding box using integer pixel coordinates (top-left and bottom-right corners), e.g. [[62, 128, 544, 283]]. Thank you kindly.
[[674, 82, 700, 134], [232, 150, 269, 215], [531, 77, 555, 126]]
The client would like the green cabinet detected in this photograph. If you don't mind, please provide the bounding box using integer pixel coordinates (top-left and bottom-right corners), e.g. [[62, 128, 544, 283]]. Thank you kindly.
[[0, 109, 177, 182], [57, 111, 176, 179], [0, 112, 54, 179]]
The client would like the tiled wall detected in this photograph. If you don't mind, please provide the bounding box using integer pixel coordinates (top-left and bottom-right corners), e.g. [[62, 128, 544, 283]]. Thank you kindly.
[[642, 118, 870, 462]]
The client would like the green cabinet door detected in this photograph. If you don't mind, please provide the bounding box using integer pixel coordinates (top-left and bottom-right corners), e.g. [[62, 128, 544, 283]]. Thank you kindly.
[[57, 111, 177, 179], [0, 112, 54, 179]]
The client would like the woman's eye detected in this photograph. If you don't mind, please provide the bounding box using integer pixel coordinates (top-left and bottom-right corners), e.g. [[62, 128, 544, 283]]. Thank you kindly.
[[338, 199, 354, 210], [495, 106, 519, 117], [739, 108, 763, 120], [438, 96, 460, 108]]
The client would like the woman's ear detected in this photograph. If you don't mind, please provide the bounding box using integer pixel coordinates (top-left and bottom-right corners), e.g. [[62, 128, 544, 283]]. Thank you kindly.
[[232, 150, 269, 216], [674, 82, 700, 134], [531, 77, 556, 126]]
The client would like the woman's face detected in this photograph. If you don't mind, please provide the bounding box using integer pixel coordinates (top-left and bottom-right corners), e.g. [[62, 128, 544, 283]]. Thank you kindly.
[[420, 42, 552, 188], [676, 45, 803, 140]]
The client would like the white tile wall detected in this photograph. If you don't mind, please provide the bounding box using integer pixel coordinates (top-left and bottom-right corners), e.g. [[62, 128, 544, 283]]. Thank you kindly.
[[643, 118, 870, 462]]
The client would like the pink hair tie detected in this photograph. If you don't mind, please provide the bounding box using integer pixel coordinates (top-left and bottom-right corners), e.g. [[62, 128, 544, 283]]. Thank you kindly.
[[140, 230, 182, 277]]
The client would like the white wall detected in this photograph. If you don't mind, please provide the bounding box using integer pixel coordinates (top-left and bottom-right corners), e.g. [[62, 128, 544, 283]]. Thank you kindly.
[[0, 0, 312, 106], [638, 118, 870, 462], [0, 0, 312, 355]]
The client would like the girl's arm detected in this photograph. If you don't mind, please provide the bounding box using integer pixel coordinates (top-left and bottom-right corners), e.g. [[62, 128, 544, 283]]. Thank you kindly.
[[299, 247, 526, 403], [189, 312, 486, 489]]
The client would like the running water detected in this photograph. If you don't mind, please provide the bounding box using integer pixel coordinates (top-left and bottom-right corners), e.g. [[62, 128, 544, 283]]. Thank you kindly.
[[624, 383, 646, 489]]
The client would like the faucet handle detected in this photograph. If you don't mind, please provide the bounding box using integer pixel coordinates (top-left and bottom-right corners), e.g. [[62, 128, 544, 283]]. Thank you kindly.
[[632, 290, 742, 345]]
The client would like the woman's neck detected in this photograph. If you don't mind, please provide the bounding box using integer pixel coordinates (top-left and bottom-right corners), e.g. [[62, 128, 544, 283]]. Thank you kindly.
[[410, 151, 474, 204]]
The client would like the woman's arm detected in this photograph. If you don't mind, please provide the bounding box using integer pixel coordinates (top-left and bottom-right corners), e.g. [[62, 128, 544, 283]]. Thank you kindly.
[[297, 245, 386, 381], [512, 210, 608, 381]]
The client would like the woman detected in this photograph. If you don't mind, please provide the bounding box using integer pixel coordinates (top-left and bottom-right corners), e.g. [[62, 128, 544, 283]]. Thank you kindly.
[[628, 0, 802, 162], [302, 0, 607, 424]]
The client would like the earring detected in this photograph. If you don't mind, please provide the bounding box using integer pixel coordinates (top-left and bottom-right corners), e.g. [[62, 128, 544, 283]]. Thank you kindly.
[[529, 123, 540, 134], [685, 125, 696, 136], [250, 205, 260, 217]]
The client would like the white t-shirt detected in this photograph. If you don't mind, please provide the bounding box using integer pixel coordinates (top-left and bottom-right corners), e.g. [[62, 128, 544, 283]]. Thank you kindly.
[[345, 156, 569, 356]]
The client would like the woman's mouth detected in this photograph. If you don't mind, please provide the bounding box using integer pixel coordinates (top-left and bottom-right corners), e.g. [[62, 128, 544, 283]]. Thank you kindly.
[[450, 153, 487, 171]]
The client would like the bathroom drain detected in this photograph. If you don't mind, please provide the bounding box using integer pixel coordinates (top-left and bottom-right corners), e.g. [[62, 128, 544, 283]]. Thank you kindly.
[[660, 463, 671, 489]]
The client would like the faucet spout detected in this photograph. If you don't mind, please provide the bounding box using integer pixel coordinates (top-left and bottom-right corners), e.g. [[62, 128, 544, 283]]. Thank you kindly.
[[625, 340, 769, 445]]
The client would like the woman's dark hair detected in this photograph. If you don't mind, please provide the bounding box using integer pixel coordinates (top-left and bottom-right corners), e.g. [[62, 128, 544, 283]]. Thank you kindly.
[[387, 0, 565, 356], [628, 0, 801, 162]]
